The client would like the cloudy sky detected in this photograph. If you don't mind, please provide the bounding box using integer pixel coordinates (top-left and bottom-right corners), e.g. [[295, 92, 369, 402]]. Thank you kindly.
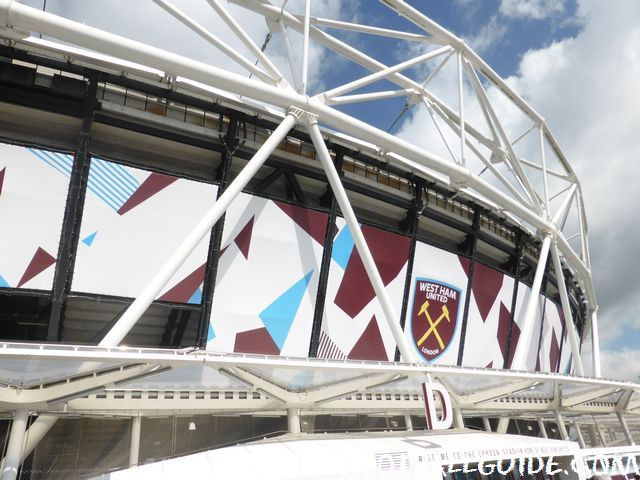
[[410, 0, 640, 380], [22, 0, 640, 380]]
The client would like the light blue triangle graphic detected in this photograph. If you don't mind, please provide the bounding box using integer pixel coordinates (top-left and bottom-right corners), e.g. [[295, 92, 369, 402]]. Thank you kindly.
[[0, 275, 9, 288], [188, 287, 203, 304], [207, 323, 216, 342], [82, 231, 98, 247], [259, 271, 313, 350], [331, 225, 356, 270]]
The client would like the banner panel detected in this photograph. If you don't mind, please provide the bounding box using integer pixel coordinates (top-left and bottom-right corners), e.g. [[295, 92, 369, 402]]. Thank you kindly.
[[0, 143, 71, 291], [461, 262, 516, 369], [207, 194, 327, 357], [538, 299, 565, 373], [317, 220, 410, 362], [405, 242, 469, 366], [73, 157, 216, 302]]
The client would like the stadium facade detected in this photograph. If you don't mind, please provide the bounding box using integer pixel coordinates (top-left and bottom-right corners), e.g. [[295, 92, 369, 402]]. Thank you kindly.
[[0, 0, 638, 478]]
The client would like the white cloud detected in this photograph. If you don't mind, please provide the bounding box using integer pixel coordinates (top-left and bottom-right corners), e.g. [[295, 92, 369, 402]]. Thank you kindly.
[[504, 0, 640, 353], [464, 15, 508, 54], [499, 0, 566, 20]]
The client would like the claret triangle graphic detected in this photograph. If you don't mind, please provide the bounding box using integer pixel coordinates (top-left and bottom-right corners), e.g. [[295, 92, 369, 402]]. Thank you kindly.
[[17, 247, 56, 288]]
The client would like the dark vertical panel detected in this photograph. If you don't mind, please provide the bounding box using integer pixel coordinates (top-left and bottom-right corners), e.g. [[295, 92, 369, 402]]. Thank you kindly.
[[48, 73, 99, 341], [455, 209, 481, 366], [308, 150, 343, 357], [196, 116, 239, 348], [504, 234, 525, 369], [533, 256, 551, 370], [394, 178, 422, 362]]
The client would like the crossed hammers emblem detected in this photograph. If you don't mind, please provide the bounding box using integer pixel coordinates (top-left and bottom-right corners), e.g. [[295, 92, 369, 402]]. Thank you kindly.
[[417, 300, 450, 350]]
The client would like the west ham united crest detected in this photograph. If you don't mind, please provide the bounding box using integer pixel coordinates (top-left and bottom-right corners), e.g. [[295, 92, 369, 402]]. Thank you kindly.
[[410, 278, 461, 362]]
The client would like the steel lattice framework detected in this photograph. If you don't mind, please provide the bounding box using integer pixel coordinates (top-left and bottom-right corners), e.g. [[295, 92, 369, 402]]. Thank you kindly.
[[0, 1, 612, 477], [0, 0, 598, 374]]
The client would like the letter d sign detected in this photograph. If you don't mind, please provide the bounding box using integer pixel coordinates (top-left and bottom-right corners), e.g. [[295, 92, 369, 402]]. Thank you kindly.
[[422, 381, 453, 430]]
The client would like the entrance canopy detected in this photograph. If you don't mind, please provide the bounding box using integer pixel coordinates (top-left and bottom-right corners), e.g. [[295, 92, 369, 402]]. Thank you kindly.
[[0, 342, 637, 419]]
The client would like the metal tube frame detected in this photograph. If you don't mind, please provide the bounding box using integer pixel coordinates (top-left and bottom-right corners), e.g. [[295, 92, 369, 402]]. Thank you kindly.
[[1, 410, 29, 480]]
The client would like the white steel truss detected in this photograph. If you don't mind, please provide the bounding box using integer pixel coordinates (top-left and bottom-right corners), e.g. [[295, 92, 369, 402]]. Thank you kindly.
[[0, 0, 607, 474], [0, 0, 597, 373]]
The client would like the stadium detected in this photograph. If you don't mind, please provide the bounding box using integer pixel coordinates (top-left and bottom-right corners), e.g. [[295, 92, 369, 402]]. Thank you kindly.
[[0, 0, 637, 478]]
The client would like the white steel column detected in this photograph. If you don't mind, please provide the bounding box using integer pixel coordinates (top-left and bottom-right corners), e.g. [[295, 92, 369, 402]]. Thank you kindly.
[[300, 0, 310, 94], [537, 418, 548, 438], [129, 416, 142, 467], [617, 412, 635, 445], [287, 408, 301, 434], [573, 420, 586, 448], [453, 409, 464, 429], [550, 243, 584, 375], [511, 234, 552, 371], [482, 417, 491, 432], [496, 417, 509, 434], [555, 412, 569, 440], [1, 410, 29, 480], [404, 413, 413, 432], [306, 120, 416, 363], [18, 415, 56, 464], [100, 112, 297, 347], [591, 310, 601, 378]]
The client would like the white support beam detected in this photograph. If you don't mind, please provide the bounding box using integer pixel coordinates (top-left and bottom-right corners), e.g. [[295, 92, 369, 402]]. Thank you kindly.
[[129, 416, 141, 468], [423, 98, 459, 164], [562, 386, 619, 408], [18, 416, 56, 464], [0, 364, 161, 405], [550, 242, 585, 376], [457, 51, 465, 167], [100, 112, 298, 347], [306, 120, 416, 363], [453, 408, 464, 429], [552, 185, 578, 225], [277, 17, 299, 90], [459, 379, 538, 406], [591, 310, 602, 378], [617, 412, 635, 445], [496, 417, 509, 434], [1, 410, 29, 480], [511, 234, 553, 371], [288, 408, 301, 434], [152, 0, 275, 84], [321, 46, 451, 101], [300, 0, 310, 94], [205, 0, 286, 85], [405, 413, 414, 431], [555, 411, 569, 440], [328, 88, 414, 106], [539, 126, 550, 215], [482, 417, 491, 432], [573, 420, 586, 448], [292, 15, 433, 43], [538, 418, 548, 438]]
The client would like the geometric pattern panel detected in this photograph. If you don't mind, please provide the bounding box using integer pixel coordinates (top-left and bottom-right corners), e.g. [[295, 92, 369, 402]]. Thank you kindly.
[[461, 263, 516, 369], [72, 156, 216, 302], [318, 219, 410, 363], [404, 242, 469, 366], [0, 143, 71, 290], [509, 283, 546, 372], [207, 194, 327, 357], [538, 299, 565, 373]]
